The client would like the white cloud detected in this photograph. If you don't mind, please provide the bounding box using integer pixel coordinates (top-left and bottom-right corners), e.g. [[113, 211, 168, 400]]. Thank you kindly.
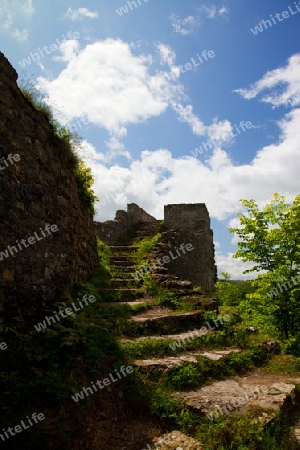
[[234, 53, 300, 108], [2, 13, 12, 29], [10, 27, 28, 41], [0, 1, 35, 19], [39, 39, 215, 157], [38, 39, 235, 157], [0, 0, 34, 41], [207, 118, 234, 143], [52, 39, 81, 62], [62, 7, 98, 21], [169, 6, 227, 35], [200, 4, 228, 19], [169, 14, 196, 35], [172, 103, 206, 136], [218, 6, 228, 15], [22, 0, 34, 15], [157, 43, 176, 67], [172, 103, 235, 144]]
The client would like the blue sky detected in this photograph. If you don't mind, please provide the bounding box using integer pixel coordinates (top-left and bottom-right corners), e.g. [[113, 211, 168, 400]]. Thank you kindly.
[[1, 0, 300, 278]]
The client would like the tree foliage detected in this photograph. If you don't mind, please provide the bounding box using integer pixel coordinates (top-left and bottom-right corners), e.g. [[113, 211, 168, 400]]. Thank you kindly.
[[230, 193, 300, 340], [230, 193, 300, 273], [216, 279, 254, 307]]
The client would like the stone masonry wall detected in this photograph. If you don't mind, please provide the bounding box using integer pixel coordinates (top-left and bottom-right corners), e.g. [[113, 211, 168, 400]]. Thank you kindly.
[[94, 203, 156, 245], [163, 204, 216, 291], [0, 52, 98, 325]]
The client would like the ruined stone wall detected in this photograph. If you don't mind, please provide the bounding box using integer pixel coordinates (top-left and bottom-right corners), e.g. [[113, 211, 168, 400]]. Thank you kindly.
[[94, 210, 128, 246], [0, 52, 98, 325], [127, 203, 157, 227], [94, 203, 156, 245], [163, 204, 216, 291]]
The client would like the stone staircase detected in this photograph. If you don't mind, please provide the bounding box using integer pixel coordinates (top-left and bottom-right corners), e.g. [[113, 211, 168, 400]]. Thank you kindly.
[[99, 221, 160, 303], [98, 221, 300, 449]]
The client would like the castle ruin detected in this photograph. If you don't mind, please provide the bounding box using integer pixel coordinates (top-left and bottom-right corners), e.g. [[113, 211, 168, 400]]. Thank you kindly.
[[94, 203, 216, 292]]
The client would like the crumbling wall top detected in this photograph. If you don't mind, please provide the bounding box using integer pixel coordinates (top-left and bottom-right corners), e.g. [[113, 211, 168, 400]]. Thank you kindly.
[[164, 203, 210, 230]]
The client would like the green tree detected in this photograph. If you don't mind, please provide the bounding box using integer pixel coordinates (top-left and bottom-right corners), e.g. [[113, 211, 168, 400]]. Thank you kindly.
[[216, 279, 254, 307], [230, 193, 300, 339], [216, 281, 240, 306]]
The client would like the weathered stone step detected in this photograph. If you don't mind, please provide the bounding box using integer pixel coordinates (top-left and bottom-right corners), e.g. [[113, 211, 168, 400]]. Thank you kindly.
[[100, 296, 155, 308], [152, 430, 204, 449], [110, 279, 135, 288], [111, 260, 135, 267], [99, 288, 145, 301], [126, 308, 206, 335], [113, 265, 136, 272], [131, 308, 204, 323], [110, 255, 135, 262], [174, 373, 300, 426], [134, 348, 241, 371], [110, 246, 136, 253], [120, 328, 210, 344]]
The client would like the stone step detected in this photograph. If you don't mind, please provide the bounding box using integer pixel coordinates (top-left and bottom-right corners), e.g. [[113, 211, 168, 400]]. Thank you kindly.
[[99, 288, 145, 301], [120, 328, 210, 344], [110, 279, 135, 288], [112, 271, 137, 280], [151, 430, 204, 450], [131, 308, 204, 323], [110, 246, 136, 253], [174, 373, 300, 426], [126, 308, 206, 335], [134, 348, 241, 371], [100, 297, 156, 308], [113, 265, 136, 272], [111, 260, 136, 267], [110, 255, 135, 262]]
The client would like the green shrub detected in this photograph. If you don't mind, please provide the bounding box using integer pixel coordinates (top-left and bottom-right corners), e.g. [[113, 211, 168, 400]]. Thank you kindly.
[[134, 233, 161, 263], [196, 411, 294, 450], [73, 161, 99, 214], [150, 388, 195, 430]]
